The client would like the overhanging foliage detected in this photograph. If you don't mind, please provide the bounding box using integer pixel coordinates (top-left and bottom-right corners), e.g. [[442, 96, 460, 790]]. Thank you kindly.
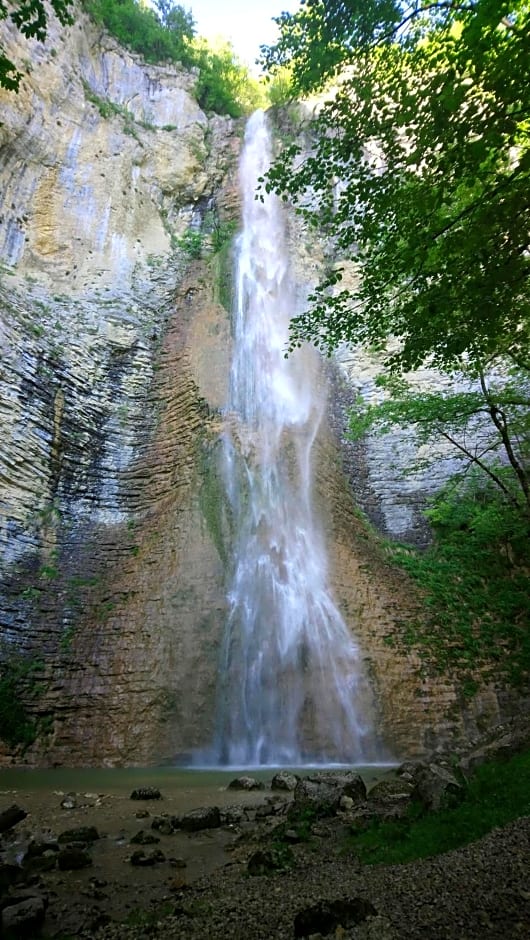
[[262, 0, 530, 372]]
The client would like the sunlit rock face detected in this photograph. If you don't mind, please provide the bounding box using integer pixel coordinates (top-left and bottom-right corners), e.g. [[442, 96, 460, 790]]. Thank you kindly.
[[0, 6, 239, 765]]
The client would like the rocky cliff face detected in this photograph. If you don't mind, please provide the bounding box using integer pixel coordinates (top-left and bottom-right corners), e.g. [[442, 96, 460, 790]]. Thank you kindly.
[[0, 14, 510, 766], [0, 6, 241, 764]]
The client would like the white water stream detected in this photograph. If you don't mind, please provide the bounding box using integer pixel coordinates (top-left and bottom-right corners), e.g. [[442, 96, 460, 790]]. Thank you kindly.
[[212, 111, 377, 767]]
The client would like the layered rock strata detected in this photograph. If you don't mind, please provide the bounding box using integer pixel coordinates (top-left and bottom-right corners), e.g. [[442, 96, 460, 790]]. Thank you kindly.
[[0, 14, 513, 765], [0, 5, 238, 764]]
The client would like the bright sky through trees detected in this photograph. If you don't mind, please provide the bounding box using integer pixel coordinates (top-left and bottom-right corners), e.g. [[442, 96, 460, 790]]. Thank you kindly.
[[189, 0, 300, 71]]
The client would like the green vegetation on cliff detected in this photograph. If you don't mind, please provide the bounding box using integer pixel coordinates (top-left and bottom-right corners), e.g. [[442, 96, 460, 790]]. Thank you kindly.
[[388, 478, 530, 687], [0, 656, 43, 746], [83, 0, 265, 116]]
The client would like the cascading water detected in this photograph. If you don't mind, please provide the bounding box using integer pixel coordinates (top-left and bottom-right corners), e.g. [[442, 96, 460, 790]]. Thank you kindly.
[[213, 110, 378, 767]]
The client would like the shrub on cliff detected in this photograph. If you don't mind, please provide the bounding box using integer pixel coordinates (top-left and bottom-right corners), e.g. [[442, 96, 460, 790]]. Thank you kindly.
[[83, 0, 264, 117]]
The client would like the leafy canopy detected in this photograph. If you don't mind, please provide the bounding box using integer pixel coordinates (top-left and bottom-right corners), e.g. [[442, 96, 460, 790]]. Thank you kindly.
[[262, 1, 530, 373]]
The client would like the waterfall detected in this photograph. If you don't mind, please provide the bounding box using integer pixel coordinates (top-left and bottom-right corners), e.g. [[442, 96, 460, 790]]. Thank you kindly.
[[212, 110, 377, 767]]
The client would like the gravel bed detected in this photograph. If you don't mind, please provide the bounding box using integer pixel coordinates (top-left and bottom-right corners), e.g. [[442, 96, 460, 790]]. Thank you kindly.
[[93, 816, 530, 940]]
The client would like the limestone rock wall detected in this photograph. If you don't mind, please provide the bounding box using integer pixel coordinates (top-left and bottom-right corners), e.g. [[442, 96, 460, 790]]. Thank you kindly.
[[0, 6, 239, 764]]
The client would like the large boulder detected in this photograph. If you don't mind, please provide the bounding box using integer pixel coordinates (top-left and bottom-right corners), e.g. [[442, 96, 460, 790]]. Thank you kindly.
[[227, 776, 264, 791], [413, 763, 463, 811], [460, 723, 530, 774], [57, 847, 93, 871], [291, 772, 366, 817], [130, 788, 162, 801], [271, 771, 299, 792], [57, 826, 99, 844], [0, 805, 27, 833], [367, 778, 414, 804], [178, 806, 221, 832], [1, 895, 47, 938]]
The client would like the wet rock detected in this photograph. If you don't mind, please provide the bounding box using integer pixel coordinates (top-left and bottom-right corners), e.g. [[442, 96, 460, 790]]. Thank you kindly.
[[178, 806, 221, 832], [255, 803, 277, 819], [291, 771, 366, 817], [24, 837, 60, 858], [57, 847, 93, 870], [58, 826, 99, 844], [367, 778, 414, 803], [227, 776, 265, 791], [271, 771, 299, 791], [22, 838, 59, 873], [1, 894, 46, 937], [413, 763, 463, 811], [22, 851, 57, 874], [129, 848, 165, 866], [396, 761, 424, 783], [293, 897, 378, 937], [220, 805, 248, 826], [135, 809, 150, 820], [0, 804, 27, 833], [151, 815, 174, 835], [130, 787, 162, 800], [130, 830, 160, 845]]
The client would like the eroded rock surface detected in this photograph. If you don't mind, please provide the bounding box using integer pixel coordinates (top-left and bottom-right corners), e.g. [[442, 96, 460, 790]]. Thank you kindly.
[[0, 5, 238, 766]]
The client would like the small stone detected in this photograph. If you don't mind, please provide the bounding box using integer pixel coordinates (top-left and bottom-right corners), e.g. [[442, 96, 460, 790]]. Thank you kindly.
[[60, 793, 77, 810], [151, 815, 174, 835], [130, 830, 160, 845], [135, 809, 150, 819], [284, 829, 301, 844], [129, 848, 165, 867], [130, 787, 162, 801]]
